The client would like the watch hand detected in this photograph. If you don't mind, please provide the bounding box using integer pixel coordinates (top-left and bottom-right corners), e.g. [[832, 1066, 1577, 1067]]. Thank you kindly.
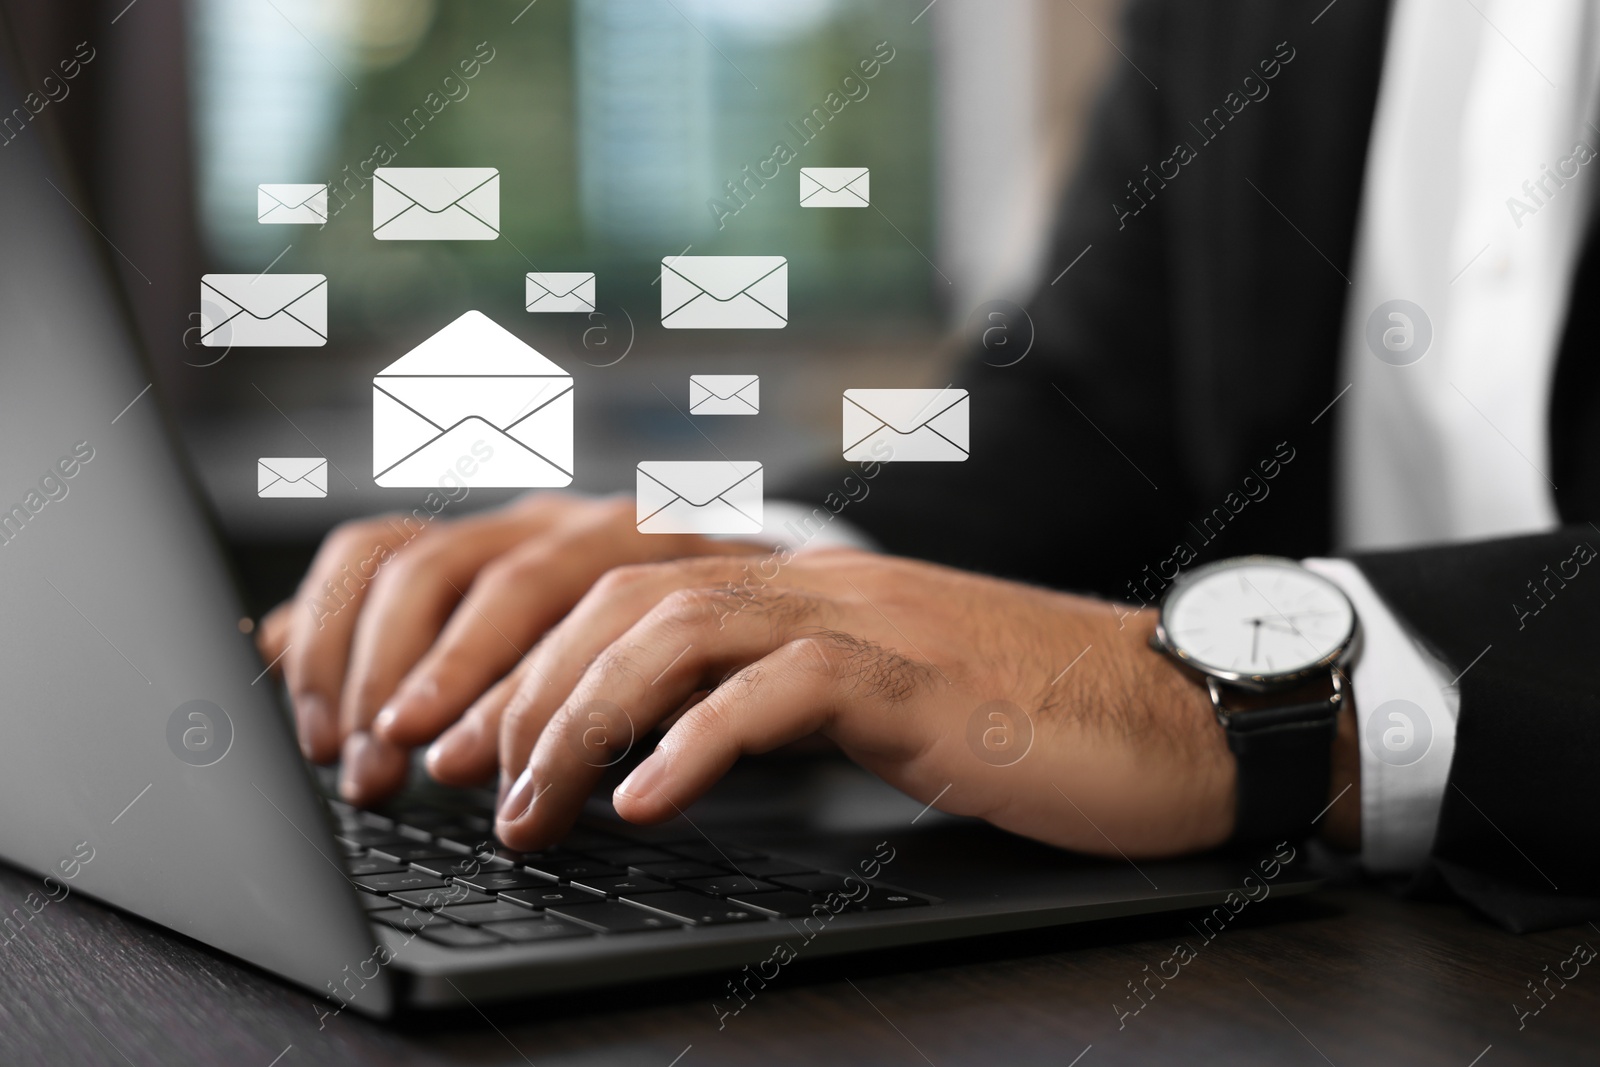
[[1250, 619, 1261, 663]]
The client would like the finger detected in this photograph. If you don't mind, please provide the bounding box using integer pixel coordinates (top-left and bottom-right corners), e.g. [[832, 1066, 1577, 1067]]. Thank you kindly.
[[256, 601, 293, 666], [374, 513, 646, 750], [495, 583, 819, 849], [338, 730, 411, 807], [281, 518, 414, 763], [424, 667, 524, 787]]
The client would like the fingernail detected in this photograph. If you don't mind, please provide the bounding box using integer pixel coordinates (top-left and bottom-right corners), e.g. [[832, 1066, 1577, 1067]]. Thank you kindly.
[[372, 704, 400, 737], [615, 756, 664, 802], [497, 767, 535, 823], [426, 714, 478, 770], [339, 731, 381, 803], [295, 694, 331, 761]]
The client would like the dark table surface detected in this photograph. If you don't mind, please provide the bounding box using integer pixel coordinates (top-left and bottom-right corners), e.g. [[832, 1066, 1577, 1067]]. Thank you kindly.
[[2, 859, 1596, 1067]]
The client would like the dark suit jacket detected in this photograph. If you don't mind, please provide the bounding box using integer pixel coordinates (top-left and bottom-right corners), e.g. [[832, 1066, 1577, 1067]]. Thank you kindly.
[[792, 0, 1600, 932]]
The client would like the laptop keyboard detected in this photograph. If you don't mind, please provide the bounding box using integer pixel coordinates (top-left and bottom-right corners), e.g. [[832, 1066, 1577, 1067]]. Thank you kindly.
[[328, 800, 934, 949]]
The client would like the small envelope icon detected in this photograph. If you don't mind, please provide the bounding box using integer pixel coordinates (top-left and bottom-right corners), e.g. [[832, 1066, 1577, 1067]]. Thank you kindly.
[[257, 183, 328, 225], [258, 458, 328, 498], [200, 274, 327, 347], [689, 374, 760, 415], [843, 388, 970, 462], [637, 461, 763, 535], [800, 167, 870, 208], [372, 167, 500, 240], [526, 272, 596, 313], [372, 311, 572, 488], [661, 256, 787, 329]]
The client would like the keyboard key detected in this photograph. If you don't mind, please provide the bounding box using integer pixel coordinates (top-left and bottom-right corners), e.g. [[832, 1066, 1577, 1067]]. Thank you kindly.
[[355, 891, 399, 912], [524, 858, 625, 882], [372, 906, 443, 932], [628, 860, 729, 881], [334, 828, 409, 848], [352, 870, 447, 894], [438, 900, 543, 925], [345, 856, 407, 877], [337, 841, 365, 857], [410, 854, 491, 879], [853, 891, 931, 911], [419, 924, 503, 948], [391, 885, 495, 910], [623, 892, 769, 926], [553, 827, 627, 850], [770, 872, 864, 896], [454, 868, 557, 894], [728, 891, 830, 918], [669, 842, 764, 865], [583, 845, 678, 866], [357, 812, 395, 831], [545, 901, 684, 934], [736, 857, 818, 878], [367, 841, 461, 864], [678, 875, 781, 897], [570, 874, 674, 897], [483, 918, 594, 944], [500, 885, 606, 910]]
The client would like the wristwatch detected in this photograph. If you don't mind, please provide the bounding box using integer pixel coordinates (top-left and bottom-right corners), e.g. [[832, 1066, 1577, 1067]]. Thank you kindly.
[[1153, 556, 1358, 845]]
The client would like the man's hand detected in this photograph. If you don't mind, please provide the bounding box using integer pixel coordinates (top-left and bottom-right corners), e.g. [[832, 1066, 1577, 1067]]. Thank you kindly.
[[421, 547, 1240, 858], [254, 493, 765, 805]]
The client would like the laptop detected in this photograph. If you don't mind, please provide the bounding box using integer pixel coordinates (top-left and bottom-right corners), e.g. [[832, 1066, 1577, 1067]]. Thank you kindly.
[[0, 38, 1319, 1018]]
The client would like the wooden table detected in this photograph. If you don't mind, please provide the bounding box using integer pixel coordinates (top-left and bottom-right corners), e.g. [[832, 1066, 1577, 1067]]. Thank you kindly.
[[2, 861, 1595, 1066]]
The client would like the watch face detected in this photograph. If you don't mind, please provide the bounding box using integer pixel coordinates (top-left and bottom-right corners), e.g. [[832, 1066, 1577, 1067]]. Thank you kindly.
[[1160, 559, 1355, 680]]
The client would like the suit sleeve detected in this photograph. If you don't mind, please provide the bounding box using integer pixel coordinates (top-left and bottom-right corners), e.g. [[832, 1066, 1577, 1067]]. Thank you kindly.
[[1354, 529, 1600, 932]]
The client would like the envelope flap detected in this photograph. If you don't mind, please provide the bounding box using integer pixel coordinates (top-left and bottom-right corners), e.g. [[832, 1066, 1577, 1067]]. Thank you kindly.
[[378, 311, 569, 375], [691, 375, 759, 400], [637, 461, 761, 507], [260, 184, 325, 209], [844, 389, 967, 434], [527, 273, 593, 298], [202, 274, 326, 320], [802, 168, 869, 193], [662, 257, 787, 302], [259, 457, 325, 481], [374, 168, 498, 212]]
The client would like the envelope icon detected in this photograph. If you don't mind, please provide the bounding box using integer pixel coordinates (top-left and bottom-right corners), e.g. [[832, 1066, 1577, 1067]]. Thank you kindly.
[[800, 167, 870, 208], [661, 256, 787, 329], [372, 167, 500, 240], [257, 183, 328, 224], [636, 461, 763, 535], [372, 310, 573, 488], [526, 272, 596, 313], [689, 374, 760, 415], [843, 388, 970, 462], [199, 274, 327, 347], [258, 458, 327, 498]]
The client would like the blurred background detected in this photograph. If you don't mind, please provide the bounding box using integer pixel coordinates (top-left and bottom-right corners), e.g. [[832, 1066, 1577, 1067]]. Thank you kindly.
[[2, 0, 1119, 609]]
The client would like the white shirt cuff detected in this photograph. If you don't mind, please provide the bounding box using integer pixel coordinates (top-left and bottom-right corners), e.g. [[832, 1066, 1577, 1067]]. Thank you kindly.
[[1303, 557, 1459, 873]]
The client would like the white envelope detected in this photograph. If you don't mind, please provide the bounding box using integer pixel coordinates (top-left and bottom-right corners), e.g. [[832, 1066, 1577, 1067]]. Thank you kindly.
[[199, 274, 327, 347], [257, 183, 328, 225], [257, 458, 327, 498], [636, 461, 763, 535], [525, 272, 596, 313], [843, 388, 970, 462], [689, 374, 760, 415], [661, 256, 787, 329], [372, 167, 500, 240], [372, 310, 573, 488], [800, 167, 870, 208]]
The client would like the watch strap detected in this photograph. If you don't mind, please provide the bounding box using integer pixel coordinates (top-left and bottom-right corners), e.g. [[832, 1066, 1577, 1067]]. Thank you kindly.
[[1214, 677, 1342, 845]]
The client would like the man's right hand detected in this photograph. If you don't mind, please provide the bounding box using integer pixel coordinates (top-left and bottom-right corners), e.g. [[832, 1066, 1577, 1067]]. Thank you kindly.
[[254, 492, 764, 807]]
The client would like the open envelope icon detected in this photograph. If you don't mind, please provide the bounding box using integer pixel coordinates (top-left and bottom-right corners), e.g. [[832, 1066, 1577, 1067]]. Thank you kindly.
[[636, 461, 763, 535], [525, 272, 596, 313], [799, 167, 870, 207], [372, 310, 573, 488], [200, 274, 327, 347], [372, 167, 500, 240], [661, 256, 787, 329], [257, 184, 328, 224], [689, 374, 760, 415], [258, 458, 327, 498], [843, 388, 970, 462]]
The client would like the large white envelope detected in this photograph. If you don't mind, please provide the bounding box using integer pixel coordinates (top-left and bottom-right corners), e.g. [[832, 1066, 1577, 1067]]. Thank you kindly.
[[525, 272, 596, 313], [689, 374, 760, 415], [257, 183, 328, 224], [257, 457, 328, 498], [799, 167, 870, 208], [636, 461, 763, 535], [372, 167, 500, 240], [661, 256, 787, 329], [372, 310, 573, 488], [199, 274, 327, 347], [843, 388, 970, 462]]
